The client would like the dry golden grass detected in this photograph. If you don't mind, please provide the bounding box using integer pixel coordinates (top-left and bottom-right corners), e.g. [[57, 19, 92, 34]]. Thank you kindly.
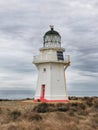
[[0, 97, 98, 130]]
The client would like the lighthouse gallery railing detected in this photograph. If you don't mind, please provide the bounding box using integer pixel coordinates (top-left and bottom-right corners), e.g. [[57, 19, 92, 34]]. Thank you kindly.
[[33, 54, 70, 64]]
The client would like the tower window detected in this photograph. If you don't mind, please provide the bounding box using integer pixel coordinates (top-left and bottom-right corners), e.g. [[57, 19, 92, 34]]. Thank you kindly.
[[57, 51, 64, 60]]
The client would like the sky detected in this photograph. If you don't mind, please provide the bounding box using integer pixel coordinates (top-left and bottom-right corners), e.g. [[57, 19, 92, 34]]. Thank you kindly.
[[0, 0, 98, 96]]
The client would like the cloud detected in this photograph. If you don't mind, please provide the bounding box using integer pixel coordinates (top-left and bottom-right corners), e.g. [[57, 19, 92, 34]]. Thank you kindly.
[[0, 0, 98, 97]]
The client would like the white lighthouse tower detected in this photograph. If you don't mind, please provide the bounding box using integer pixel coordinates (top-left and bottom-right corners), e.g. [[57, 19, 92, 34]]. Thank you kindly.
[[33, 26, 70, 102]]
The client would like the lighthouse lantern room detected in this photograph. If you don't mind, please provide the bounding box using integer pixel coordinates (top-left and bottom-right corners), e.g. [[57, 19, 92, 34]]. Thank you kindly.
[[33, 26, 70, 102]]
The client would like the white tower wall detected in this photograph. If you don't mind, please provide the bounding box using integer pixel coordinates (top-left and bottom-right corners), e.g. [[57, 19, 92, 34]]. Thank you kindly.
[[50, 63, 67, 100], [34, 63, 68, 100], [35, 63, 51, 99]]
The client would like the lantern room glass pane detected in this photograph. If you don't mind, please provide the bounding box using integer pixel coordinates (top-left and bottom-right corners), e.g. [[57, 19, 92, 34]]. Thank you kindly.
[[44, 35, 61, 48]]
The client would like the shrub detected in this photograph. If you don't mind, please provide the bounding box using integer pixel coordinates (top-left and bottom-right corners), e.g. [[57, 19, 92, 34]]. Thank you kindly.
[[93, 98, 98, 109], [56, 103, 69, 112], [33, 103, 49, 113], [78, 103, 86, 110], [93, 114, 98, 124], [10, 110, 21, 121], [87, 101, 93, 107], [85, 97, 93, 107], [90, 115, 98, 129], [78, 110, 88, 116], [70, 96, 78, 100], [29, 113, 42, 121], [71, 102, 78, 107], [68, 110, 75, 116], [0, 107, 2, 114], [70, 107, 77, 112], [57, 106, 69, 112]]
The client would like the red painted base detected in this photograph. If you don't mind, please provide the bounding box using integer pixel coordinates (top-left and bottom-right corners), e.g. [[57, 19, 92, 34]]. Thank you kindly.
[[34, 98, 69, 103]]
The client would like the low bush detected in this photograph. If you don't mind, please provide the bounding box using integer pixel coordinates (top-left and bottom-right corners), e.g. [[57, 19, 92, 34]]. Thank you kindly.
[[78, 103, 86, 110], [93, 98, 98, 109], [33, 103, 49, 113], [33, 103, 70, 113], [78, 110, 88, 116], [70, 102, 78, 107], [69, 96, 78, 100], [57, 106, 69, 112], [56, 103, 69, 112], [86, 101, 93, 107], [70, 107, 77, 112], [85, 97, 93, 107], [29, 113, 42, 121], [68, 110, 75, 116], [10, 110, 21, 121], [0, 107, 2, 114], [90, 115, 98, 129]]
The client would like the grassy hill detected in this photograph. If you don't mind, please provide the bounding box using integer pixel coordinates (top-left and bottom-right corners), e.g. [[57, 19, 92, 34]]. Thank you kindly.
[[0, 97, 98, 130]]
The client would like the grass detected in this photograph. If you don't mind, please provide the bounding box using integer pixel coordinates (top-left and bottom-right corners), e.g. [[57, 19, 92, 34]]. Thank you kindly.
[[0, 97, 98, 130]]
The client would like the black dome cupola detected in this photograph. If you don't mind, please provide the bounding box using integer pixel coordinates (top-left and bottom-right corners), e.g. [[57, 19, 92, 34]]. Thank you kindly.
[[43, 26, 61, 48]]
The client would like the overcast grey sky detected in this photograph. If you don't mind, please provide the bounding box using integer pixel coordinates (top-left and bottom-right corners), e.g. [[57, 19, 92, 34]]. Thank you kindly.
[[0, 0, 98, 96]]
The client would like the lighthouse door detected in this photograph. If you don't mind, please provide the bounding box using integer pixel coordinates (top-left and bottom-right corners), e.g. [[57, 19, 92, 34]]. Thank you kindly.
[[40, 84, 45, 101]]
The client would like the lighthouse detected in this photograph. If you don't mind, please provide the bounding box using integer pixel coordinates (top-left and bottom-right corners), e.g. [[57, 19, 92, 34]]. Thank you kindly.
[[33, 26, 70, 102]]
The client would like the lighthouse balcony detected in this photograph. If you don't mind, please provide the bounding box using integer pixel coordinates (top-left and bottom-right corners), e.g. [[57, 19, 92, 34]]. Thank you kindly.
[[33, 54, 70, 64]]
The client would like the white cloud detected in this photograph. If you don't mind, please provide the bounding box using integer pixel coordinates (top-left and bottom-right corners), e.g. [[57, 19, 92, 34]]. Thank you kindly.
[[0, 0, 98, 97]]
